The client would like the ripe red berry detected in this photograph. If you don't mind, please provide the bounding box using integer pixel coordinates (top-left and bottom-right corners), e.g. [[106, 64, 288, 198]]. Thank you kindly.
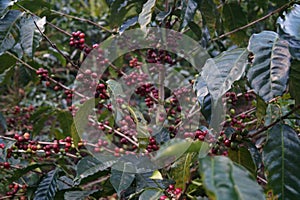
[[79, 38, 85, 44], [79, 33, 85, 38], [65, 136, 72, 143], [224, 139, 231, 147], [69, 41, 74, 46], [3, 162, 10, 169]]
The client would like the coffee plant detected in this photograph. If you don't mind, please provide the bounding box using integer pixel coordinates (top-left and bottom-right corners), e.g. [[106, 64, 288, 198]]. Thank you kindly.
[[0, 0, 300, 199]]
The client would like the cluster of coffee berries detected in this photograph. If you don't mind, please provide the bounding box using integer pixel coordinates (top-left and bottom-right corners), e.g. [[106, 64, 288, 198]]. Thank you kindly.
[[69, 31, 85, 49], [124, 72, 149, 86], [64, 89, 74, 104], [146, 137, 159, 152], [6, 105, 34, 132], [36, 68, 49, 80], [93, 138, 109, 153], [129, 57, 142, 68], [160, 185, 182, 200], [5, 183, 27, 198], [135, 83, 158, 108], [146, 49, 174, 65], [95, 83, 109, 99], [69, 31, 92, 54], [226, 92, 238, 105]]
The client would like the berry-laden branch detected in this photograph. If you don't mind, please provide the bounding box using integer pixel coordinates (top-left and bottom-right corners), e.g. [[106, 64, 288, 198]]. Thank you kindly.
[[50, 10, 115, 34], [6, 51, 86, 99], [33, 21, 80, 70], [250, 104, 300, 138], [212, 1, 295, 41]]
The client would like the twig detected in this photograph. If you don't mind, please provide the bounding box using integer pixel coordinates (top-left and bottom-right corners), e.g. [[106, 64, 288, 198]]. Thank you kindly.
[[212, 1, 293, 41], [6, 51, 86, 99], [250, 104, 300, 137], [50, 10, 114, 34], [33, 21, 80, 70]]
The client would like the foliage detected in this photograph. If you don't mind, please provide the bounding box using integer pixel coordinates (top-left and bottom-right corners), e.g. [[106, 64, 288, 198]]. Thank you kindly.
[[0, 0, 300, 200]]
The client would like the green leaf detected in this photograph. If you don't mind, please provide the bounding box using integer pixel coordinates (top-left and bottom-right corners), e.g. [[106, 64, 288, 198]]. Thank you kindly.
[[7, 163, 54, 184], [222, 2, 248, 43], [71, 123, 80, 148], [201, 48, 248, 100], [119, 16, 138, 34], [199, 156, 265, 200], [106, 79, 126, 97], [180, 0, 198, 30], [75, 156, 116, 185], [34, 169, 59, 200], [153, 138, 193, 165], [0, 53, 16, 73], [56, 110, 73, 139], [277, 4, 300, 60], [0, 10, 23, 55], [138, 0, 156, 31], [149, 170, 163, 180], [19, 15, 46, 57], [110, 164, 135, 196], [73, 98, 98, 137], [255, 96, 267, 127], [170, 153, 193, 190], [139, 189, 163, 200], [247, 31, 291, 102], [277, 4, 300, 40], [228, 147, 256, 176], [64, 190, 97, 200], [0, 0, 15, 17], [263, 123, 300, 200], [289, 60, 300, 106], [199, 0, 220, 37]]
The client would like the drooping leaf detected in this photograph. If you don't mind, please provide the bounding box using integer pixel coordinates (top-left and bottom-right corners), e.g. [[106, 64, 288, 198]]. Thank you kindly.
[[222, 2, 248, 43], [64, 190, 97, 200], [110, 164, 135, 196], [201, 48, 248, 100], [19, 15, 46, 57], [139, 189, 163, 200], [119, 16, 138, 34], [0, 0, 15, 17], [247, 31, 291, 102], [34, 169, 59, 200], [138, 0, 156, 31], [263, 123, 300, 200], [73, 98, 98, 137], [170, 153, 193, 190], [56, 110, 73, 139], [0, 53, 16, 72], [0, 10, 23, 55], [277, 4, 300, 40], [180, 0, 198, 30], [277, 4, 300, 60], [255, 96, 267, 127], [136, 172, 170, 191], [153, 139, 191, 163], [74, 156, 116, 185], [7, 163, 54, 184], [228, 147, 257, 176], [199, 0, 220, 37], [199, 156, 265, 200], [289, 60, 300, 106]]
